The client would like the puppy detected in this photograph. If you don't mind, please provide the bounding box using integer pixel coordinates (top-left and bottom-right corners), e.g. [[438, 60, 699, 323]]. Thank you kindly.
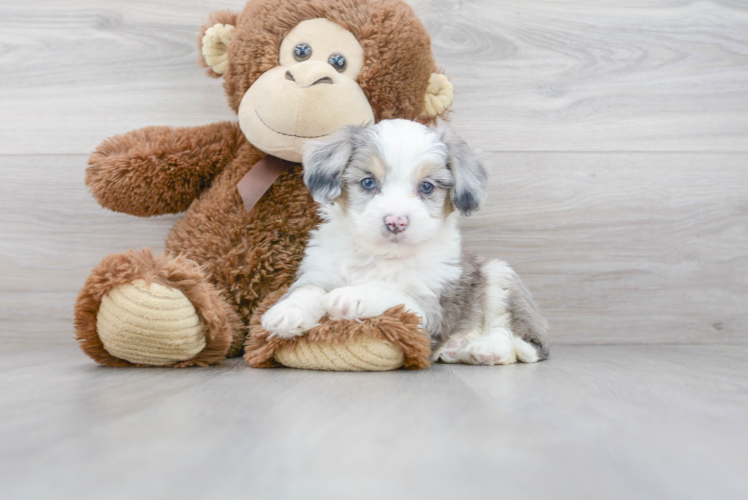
[[261, 119, 549, 365]]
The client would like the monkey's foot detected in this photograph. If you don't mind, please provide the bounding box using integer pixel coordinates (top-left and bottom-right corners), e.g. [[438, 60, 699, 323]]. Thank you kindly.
[[75, 249, 241, 367], [97, 279, 206, 366], [274, 334, 406, 372], [245, 288, 432, 371]]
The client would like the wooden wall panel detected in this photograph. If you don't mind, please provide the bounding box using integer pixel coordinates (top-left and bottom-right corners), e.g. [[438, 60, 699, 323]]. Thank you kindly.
[[0, 0, 745, 344], [0, 1, 746, 154]]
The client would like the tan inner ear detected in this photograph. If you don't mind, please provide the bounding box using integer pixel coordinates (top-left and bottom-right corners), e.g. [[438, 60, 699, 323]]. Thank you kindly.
[[202, 23, 235, 75], [423, 73, 454, 118]]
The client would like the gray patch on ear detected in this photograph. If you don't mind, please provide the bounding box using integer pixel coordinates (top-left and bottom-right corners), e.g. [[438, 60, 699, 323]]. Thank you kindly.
[[507, 272, 550, 360], [440, 128, 488, 216], [302, 125, 367, 204]]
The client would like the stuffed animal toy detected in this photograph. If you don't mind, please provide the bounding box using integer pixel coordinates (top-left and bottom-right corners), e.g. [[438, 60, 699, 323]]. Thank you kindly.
[[74, 0, 454, 370]]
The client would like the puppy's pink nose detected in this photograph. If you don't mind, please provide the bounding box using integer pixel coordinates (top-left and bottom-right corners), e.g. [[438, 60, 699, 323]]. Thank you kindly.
[[384, 215, 409, 234]]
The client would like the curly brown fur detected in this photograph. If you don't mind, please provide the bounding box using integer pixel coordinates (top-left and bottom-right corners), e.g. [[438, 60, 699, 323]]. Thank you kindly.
[[244, 288, 431, 370], [86, 122, 246, 217], [206, 0, 437, 122], [163, 142, 321, 336], [74, 249, 242, 367]]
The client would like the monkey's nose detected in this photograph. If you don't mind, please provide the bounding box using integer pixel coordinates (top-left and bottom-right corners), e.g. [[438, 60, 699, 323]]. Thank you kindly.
[[384, 215, 409, 234], [285, 70, 334, 87]]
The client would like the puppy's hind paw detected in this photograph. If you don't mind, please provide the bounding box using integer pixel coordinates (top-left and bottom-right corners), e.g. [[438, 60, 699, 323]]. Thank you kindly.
[[467, 352, 506, 366], [464, 329, 517, 366], [432, 334, 471, 363]]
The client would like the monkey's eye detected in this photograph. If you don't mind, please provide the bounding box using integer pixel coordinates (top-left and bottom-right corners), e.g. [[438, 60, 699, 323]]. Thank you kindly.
[[328, 53, 347, 72], [293, 43, 312, 61], [419, 182, 435, 194], [361, 178, 377, 191]]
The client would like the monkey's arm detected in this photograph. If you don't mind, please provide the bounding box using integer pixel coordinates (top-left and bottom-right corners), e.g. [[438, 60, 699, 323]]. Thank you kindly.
[[85, 121, 245, 217]]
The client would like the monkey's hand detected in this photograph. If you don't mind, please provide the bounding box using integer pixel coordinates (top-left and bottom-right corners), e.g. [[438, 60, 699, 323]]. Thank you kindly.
[[86, 122, 245, 216]]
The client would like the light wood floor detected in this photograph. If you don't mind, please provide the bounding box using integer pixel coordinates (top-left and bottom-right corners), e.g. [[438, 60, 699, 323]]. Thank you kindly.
[[1, 0, 747, 498], [2, 343, 747, 500]]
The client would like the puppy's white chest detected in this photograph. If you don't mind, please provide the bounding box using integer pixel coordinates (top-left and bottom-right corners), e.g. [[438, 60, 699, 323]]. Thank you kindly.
[[341, 252, 459, 303], [342, 255, 413, 287]]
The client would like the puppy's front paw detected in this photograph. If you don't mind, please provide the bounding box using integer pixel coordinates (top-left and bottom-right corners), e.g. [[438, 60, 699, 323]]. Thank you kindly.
[[261, 300, 321, 339], [323, 286, 386, 321]]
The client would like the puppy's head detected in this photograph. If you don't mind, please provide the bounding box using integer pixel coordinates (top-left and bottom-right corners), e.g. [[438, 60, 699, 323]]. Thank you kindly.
[[303, 119, 487, 253]]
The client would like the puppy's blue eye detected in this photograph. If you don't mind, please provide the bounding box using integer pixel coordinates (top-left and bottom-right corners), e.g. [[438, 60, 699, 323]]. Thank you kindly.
[[361, 178, 377, 191], [419, 181, 435, 194]]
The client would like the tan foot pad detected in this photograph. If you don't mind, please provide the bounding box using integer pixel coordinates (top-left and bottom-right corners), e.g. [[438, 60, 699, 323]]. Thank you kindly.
[[275, 335, 405, 371], [97, 279, 206, 366]]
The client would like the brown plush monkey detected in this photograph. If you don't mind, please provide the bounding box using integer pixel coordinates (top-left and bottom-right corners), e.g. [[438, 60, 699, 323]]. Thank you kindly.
[[74, 0, 454, 370]]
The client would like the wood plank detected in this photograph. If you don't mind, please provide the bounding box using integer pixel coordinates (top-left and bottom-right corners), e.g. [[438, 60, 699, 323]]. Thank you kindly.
[[0, 0, 238, 156], [0, 154, 177, 341], [1, 343, 747, 499], [428, 0, 748, 152], [1, 153, 745, 344], [1, 0, 747, 154]]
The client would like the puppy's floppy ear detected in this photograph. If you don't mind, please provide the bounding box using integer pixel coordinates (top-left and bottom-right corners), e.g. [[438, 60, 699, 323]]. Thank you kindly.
[[441, 128, 488, 216], [303, 125, 362, 204]]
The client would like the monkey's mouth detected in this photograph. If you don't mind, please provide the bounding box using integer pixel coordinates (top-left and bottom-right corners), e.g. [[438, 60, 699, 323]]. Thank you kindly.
[[255, 110, 329, 139]]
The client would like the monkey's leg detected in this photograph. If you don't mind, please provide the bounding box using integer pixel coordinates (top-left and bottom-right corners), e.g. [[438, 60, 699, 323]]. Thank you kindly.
[[74, 249, 242, 367]]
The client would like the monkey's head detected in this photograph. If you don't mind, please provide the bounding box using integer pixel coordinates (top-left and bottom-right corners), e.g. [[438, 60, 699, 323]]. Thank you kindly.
[[199, 0, 453, 162]]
